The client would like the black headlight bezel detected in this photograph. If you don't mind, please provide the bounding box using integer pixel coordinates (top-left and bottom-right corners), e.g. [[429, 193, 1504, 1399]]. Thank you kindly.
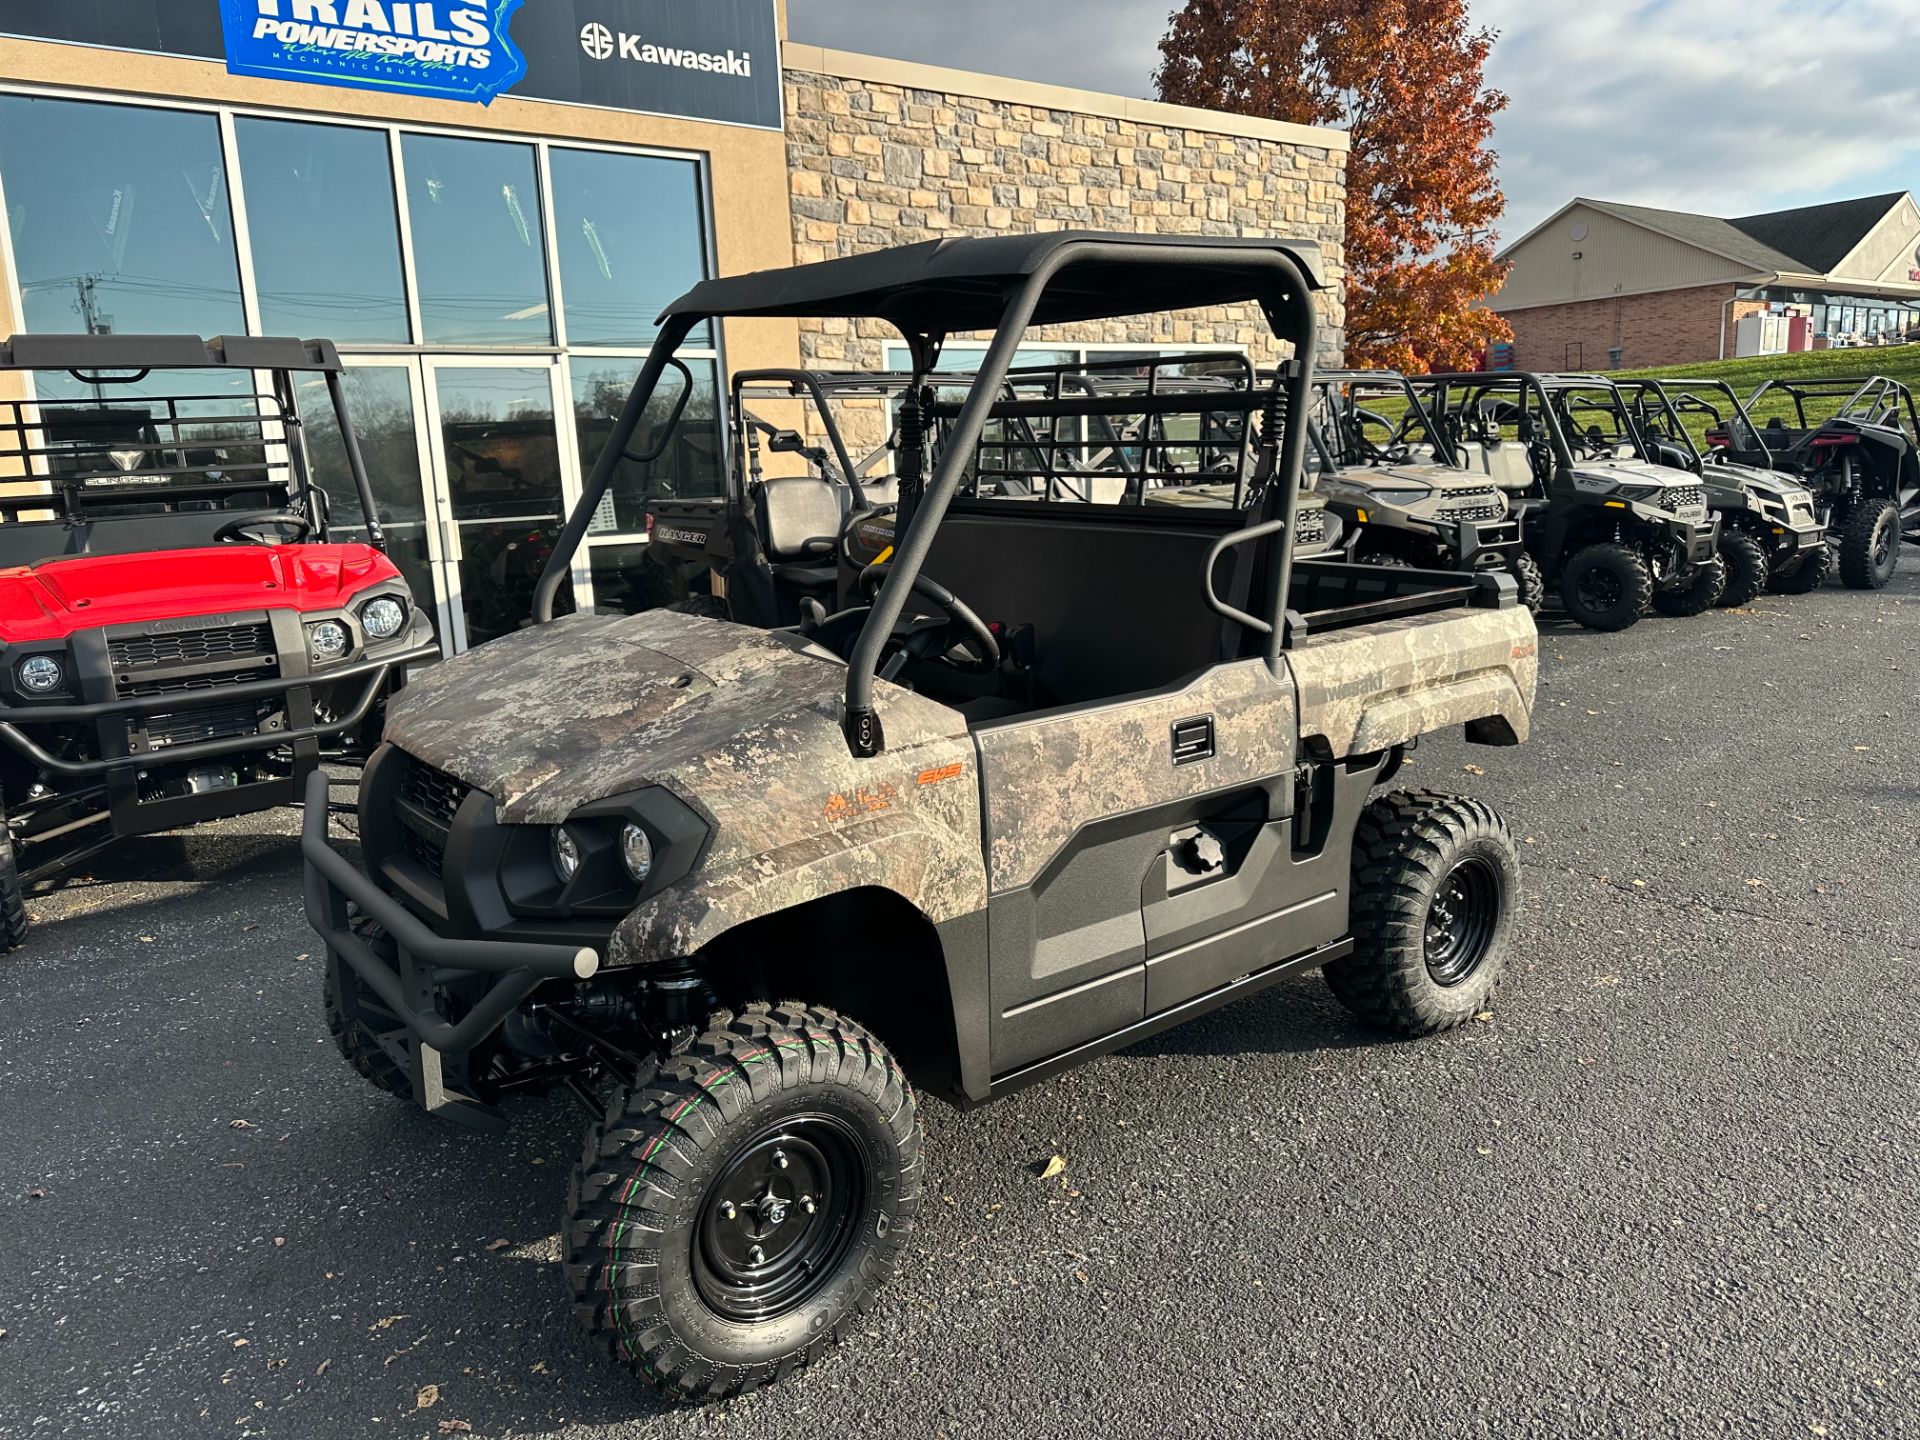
[[500, 787, 710, 920]]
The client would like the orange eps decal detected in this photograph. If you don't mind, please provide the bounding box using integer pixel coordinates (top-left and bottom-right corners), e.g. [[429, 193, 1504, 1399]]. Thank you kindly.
[[917, 762, 965, 787]]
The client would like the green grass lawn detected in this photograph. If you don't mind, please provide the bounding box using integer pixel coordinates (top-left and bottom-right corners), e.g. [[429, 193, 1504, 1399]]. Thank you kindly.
[[1618, 343, 1920, 438]]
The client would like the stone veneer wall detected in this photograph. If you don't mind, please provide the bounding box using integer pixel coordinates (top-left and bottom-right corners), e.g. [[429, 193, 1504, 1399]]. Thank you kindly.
[[781, 66, 1349, 383]]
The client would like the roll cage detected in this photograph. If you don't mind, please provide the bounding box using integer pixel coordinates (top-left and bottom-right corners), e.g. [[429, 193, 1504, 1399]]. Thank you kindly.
[[0, 334, 386, 566], [1619, 377, 1772, 470], [1309, 369, 1461, 470], [535, 233, 1325, 757], [1747, 375, 1920, 439]]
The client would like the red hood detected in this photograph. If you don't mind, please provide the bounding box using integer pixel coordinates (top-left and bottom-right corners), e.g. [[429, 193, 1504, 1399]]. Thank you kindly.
[[0, 545, 405, 642]]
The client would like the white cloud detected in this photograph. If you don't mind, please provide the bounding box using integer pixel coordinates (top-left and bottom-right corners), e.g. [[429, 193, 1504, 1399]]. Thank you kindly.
[[787, 0, 1920, 243]]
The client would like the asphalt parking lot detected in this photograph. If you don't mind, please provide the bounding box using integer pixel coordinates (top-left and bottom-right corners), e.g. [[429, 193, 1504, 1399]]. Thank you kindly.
[[4, 570, 1918, 1440]]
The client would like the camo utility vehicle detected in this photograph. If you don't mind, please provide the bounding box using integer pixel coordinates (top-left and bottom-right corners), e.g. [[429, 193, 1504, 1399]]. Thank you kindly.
[[0, 335, 435, 950], [1717, 374, 1920, 590], [1623, 377, 1827, 604], [1418, 372, 1723, 631], [304, 235, 1538, 1401], [1308, 368, 1542, 611]]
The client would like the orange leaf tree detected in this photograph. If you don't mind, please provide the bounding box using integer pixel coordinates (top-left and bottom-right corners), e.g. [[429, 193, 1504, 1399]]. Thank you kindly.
[[1156, 0, 1512, 372]]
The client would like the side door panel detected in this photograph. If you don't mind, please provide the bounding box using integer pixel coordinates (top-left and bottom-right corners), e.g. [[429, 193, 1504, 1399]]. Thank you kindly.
[[975, 660, 1300, 1074]]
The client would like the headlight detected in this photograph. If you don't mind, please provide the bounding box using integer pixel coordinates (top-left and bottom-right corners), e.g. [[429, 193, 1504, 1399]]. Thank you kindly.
[[18, 655, 62, 693], [360, 596, 407, 641], [1363, 486, 1434, 505], [620, 824, 654, 883], [551, 826, 581, 883], [308, 620, 350, 664]]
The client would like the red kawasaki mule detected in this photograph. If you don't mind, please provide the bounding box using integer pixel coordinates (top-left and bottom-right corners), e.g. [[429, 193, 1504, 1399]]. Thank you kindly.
[[0, 335, 436, 951]]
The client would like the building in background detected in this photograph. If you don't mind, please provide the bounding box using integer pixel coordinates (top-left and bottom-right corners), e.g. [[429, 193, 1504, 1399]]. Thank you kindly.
[[0, 2, 1346, 650], [1491, 192, 1920, 371]]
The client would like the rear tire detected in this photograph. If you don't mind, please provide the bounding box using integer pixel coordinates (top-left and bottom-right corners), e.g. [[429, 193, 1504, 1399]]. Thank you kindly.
[[322, 910, 413, 1100], [0, 804, 28, 956], [1715, 530, 1770, 609], [1558, 543, 1652, 631], [1838, 499, 1900, 589], [1651, 555, 1727, 617], [1768, 543, 1832, 594], [1325, 790, 1519, 1036], [565, 1003, 920, 1404], [1511, 552, 1546, 614]]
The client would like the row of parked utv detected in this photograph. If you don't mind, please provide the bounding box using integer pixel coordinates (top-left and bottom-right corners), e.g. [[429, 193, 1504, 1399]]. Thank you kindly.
[[0, 232, 1913, 1406]]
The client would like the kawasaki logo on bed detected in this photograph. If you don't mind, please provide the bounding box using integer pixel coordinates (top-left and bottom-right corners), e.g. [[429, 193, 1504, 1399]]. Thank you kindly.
[[218, 0, 529, 104]]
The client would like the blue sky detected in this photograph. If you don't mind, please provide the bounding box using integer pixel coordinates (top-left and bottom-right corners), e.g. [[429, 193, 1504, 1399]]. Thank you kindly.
[[788, 0, 1920, 243]]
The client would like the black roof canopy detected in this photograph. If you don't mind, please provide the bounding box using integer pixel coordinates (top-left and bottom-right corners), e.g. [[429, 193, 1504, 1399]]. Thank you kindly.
[[0, 334, 344, 373], [662, 232, 1326, 334]]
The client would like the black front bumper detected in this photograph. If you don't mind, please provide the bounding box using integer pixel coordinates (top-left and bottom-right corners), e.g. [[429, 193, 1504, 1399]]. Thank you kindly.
[[1454, 516, 1525, 566], [301, 769, 602, 1128]]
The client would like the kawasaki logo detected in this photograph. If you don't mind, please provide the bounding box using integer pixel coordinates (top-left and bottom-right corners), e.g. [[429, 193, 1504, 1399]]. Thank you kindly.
[[578, 21, 754, 77]]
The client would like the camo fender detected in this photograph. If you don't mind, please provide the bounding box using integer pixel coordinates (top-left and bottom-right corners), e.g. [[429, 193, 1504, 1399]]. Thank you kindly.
[[1290, 608, 1538, 759]]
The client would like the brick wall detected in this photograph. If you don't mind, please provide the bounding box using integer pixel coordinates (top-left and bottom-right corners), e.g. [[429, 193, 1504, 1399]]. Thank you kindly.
[[782, 67, 1348, 381], [1498, 283, 1748, 371]]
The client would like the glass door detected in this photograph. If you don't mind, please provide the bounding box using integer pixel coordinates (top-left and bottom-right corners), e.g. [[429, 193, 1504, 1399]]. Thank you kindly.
[[297, 356, 456, 657], [421, 358, 577, 651]]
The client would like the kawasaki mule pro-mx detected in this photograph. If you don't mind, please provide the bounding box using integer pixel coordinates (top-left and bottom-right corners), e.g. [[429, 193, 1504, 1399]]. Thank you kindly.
[[303, 234, 1539, 1401]]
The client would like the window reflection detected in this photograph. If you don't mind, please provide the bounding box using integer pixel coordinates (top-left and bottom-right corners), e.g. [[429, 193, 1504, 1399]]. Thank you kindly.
[[402, 134, 552, 346], [551, 148, 709, 347], [237, 119, 409, 343], [573, 359, 723, 535], [0, 96, 245, 337]]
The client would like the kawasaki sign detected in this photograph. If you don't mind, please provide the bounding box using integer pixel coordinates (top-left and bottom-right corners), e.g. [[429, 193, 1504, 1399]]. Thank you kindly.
[[0, 0, 782, 128]]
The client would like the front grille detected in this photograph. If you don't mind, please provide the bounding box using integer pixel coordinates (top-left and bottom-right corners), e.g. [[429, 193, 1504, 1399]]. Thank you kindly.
[[395, 755, 473, 878], [1296, 510, 1328, 545], [140, 701, 264, 750], [110, 623, 272, 673], [119, 665, 278, 699], [1440, 500, 1504, 524], [1662, 486, 1707, 514]]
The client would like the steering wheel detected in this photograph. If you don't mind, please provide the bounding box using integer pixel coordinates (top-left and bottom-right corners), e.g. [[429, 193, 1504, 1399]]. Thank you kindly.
[[214, 511, 313, 545], [856, 563, 1001, 675]]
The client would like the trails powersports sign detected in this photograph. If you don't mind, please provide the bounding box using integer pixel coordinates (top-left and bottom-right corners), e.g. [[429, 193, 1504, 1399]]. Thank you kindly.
[[0, 0, 782, 128], [219, 1, 531, 103]]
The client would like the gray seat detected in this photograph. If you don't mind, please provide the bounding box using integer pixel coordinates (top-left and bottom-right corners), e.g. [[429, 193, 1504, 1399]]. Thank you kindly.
[[1471, 441, 1537, 492], [756, 476, 846, 562]]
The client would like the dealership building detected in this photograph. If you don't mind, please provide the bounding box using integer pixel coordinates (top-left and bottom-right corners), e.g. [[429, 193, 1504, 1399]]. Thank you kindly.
[[0, 1, 1348, 654], [1492, 192, 1920, 372]]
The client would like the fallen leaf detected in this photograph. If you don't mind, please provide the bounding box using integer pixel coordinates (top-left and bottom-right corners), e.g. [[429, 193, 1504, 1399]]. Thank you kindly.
[[415, 1384, 440, 1410], [26, 1187, 45, 1200], [230, 1119, 256, 1130], [232, 1338, 249, 1348], [273, 1237, 286, 1248], [294, 954, 310, 963], [137, 934, 156, 943], [485, 1238, 512, 1253], [370, 1315, 404, 1331], [1853, 746, 1871, 753], [1474, 1011, 1494, 1023], [1462, 763, 1485, 776], [1038, 1155, 1067, 1182], [243, 924, 259, 933], [314, 1360, 331, 1377], [437, 1422, 473, 1436], [1745, 878, 1766, 888], [530, 1361, 548, 1375], [1630, 879, 1646, 888]]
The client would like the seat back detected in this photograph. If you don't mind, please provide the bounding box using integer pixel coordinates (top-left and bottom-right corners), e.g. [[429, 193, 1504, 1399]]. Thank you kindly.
[[755, 477, 846, 561], [1469, 441, 1538, 492]]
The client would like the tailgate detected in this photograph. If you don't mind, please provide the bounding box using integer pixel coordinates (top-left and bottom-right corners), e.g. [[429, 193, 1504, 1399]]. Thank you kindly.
[[1289, 606, 1539, 759]]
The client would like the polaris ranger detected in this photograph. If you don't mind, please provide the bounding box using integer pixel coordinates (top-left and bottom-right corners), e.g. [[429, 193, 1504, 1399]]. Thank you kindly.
[[303, 235, 1538, 1402], [1308, 368, 1542, 611], [1717, 375, 1920, 590], [0, 335, 435, 950], [1622, 377, 1827, 604], [1418, 372, 1723, 630]]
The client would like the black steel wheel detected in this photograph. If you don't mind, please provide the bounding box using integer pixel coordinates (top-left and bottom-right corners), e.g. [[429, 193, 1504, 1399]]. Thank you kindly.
[[1423, 853, 1503, 987], [566, 1003, 920, 1404], [1558, 542, 1652, 631], [692, 1115, 865, 1323], [1839, 499, 1900, 590], [1715, 529, 1770, 609], [1325, 789, 1520, 1035]]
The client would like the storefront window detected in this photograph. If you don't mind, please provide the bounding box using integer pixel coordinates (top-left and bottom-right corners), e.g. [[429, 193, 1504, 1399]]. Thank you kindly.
[[236, 119, 409, 344], [551, 148, 710, 347], [401, 134, 552, 346], [574, 358, 724, 535], [0, 96, 245, 337]]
